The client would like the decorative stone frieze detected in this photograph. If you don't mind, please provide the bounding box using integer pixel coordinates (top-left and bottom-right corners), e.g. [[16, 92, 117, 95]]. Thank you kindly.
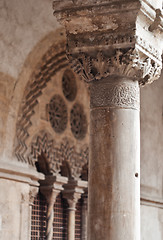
[[63, 179, 87, 208], [15, 42, 68, 163], [90, 77, 140, 110], [28, 132, 89, 179], [70, 103, 87, 140], [68, 48, 162, 85], [53, 0, 163, 85], [62, 68, 77, 101]]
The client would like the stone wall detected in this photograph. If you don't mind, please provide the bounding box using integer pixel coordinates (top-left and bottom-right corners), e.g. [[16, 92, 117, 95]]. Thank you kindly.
[[0, 179, 30, 240], [140, 71, 163, 239]]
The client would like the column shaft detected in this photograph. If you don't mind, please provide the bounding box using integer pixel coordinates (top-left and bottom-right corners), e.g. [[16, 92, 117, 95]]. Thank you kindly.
[[46, 197, 55, 240], [82, 194, 88, 240], [88, 77, 140, 240], [68, 206, 76, 240]]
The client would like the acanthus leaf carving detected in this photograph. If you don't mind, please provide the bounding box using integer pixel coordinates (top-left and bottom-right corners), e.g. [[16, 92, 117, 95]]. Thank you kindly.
[[53, 0, 163, 85], [68, 47, 162, 85]]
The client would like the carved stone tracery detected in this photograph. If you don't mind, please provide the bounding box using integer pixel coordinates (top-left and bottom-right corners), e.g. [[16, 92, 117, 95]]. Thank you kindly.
[[28, 132, 88, 179], [68, 48, 162, 85], [90, 80, 140, 110], [15, 43, 68, 163], [48, 94, 68, 133], [62, 69, 77, 101], [70, 103, 87, 140]]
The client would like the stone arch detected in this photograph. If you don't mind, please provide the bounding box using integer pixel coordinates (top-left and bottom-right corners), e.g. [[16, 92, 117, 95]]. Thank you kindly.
[[60, 160, 72, 179], [15, 40, 69, 163], [28, 132, 89, 180], [81, 163, 88, 181], [3, 27, 89, 183], [3, 28, 68, 161], [28, 131, 61, 174]]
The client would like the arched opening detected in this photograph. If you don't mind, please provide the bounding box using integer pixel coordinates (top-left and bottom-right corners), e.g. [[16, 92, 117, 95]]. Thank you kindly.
[[35, 152, 51, 175], [60, 161, 71, 179]]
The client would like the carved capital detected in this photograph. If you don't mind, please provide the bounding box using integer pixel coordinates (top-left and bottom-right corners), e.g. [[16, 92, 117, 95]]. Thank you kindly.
[[40, 175, 68, 203], [63, 179, 88, 210], [53, 0, 163, 85], [29, 186, 39, 205], [68, 48, 162, 85]]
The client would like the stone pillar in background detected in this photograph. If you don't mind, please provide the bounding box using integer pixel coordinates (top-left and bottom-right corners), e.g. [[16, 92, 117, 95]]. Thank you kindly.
[[40, 175, 68, 240], [63, 180, 87, 240], [53, 1, 163, 239]]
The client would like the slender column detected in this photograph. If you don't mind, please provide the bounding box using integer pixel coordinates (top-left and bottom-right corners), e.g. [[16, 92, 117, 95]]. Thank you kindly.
[[67, 198, 78, 240], [63, 180, 88, 240], [40, 175, 68, 240], [53, 1, 163, 239], [81, 191, 88, 240], [46, 190, 59, 240]]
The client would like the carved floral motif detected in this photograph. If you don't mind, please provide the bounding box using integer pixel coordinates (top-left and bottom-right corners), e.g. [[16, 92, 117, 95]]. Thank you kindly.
[[70, 103, 87, 140], [68, 48, 162, 85], [53, 0, 162, 85], [48, 95, 68, 133]]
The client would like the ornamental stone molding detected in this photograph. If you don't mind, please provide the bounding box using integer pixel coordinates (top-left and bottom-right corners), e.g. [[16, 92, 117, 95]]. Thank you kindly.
[[90, 77, 140, 110], [63, 179, 88, 209], [28, 132, 89, 179], [53, 0, 163, 85], [48, 94, 68, 133], [15, 42, 68, 163]]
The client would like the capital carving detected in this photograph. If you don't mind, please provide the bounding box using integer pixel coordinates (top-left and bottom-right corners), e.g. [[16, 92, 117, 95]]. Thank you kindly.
[[29, 186, 39, 205], [63, 179, 88, 210], [53, 0, 163, 85], [68, 48, 162, 85], [40, 175, 68, 203]]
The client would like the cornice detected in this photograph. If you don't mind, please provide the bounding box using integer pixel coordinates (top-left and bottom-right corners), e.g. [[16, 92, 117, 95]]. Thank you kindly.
[[0, 161, 44, 185]]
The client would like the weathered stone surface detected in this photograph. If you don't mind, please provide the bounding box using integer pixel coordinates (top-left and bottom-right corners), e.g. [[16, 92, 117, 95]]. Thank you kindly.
[[140, 71, 163, 200], [0, 0, 60, 79], [0, 179, 31, 240], [53, 0, 163, 85], [88, 78, 140, 240]]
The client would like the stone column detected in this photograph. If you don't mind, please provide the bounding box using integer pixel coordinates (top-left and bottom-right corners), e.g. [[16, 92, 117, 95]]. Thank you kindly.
[[40, 175, 68, 240], [53, 1, 163, 239], [81, 191, 88, 240], [63, 180, 88, 240]]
